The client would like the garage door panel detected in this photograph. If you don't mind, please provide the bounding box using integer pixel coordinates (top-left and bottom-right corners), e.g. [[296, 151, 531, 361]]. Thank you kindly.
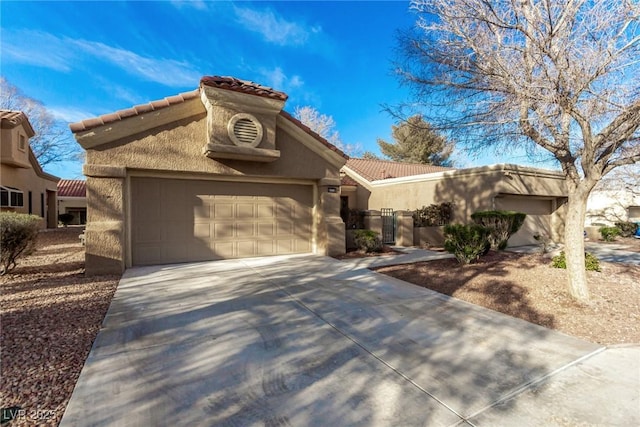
[[132, 178, 313, 266], [236, 222, 255, 237], [495, 195, 553, 246]]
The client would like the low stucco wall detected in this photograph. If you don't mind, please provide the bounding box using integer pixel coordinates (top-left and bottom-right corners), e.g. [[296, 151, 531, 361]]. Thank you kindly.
[[352, 165, 568, 244], [413, 226, 445, 247]]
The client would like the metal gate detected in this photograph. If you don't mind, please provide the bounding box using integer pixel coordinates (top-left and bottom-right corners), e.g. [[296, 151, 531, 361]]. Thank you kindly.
[[381, 208, 395, 244]]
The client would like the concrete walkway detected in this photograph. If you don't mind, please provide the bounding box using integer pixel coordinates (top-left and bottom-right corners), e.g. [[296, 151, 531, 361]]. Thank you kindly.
[[338, 246, 453, 269], [60, 255, 639, 426]]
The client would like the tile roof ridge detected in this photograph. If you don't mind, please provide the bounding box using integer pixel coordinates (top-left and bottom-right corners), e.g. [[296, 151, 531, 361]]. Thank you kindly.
[[200, 75, 288, 101], [69, 89, 200, 133]]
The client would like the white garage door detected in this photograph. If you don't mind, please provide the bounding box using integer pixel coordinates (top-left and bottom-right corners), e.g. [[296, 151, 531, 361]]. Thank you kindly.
[[495, 195, 553, 246], [131, 178, 313, 265]]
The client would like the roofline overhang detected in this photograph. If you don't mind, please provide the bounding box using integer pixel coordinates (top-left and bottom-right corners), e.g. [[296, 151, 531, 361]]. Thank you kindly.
[[73, 96, 205, 149], [344, 163, 564, 188], [277, 114, 347, 170]]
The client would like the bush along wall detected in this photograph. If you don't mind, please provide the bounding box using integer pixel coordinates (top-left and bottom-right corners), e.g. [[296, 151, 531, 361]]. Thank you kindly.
[[599, 226, 621, 242], [615, 222, 638, 238], [353, 229, 383, 253], [1, 212, 41, 275], [443, 223, 490, 265], [413, 202, 454, 227], [471, 210, 526, 250]]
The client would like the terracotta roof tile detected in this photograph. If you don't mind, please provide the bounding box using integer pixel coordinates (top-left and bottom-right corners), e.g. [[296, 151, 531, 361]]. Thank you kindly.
[[69, 89, 200, 133], [57, 179, 86, 198], [0, 109, 35, 136], [341, 175, 359, 186], [279, 110, 348, 159], [346, 158, 454, 181], [200, 76, 288, 101]]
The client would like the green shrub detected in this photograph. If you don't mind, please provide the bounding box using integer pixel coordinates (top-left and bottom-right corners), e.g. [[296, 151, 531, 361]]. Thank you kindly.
[[471, 210, 526, 250], [599, 226, 621, 242], [551, 251, 601, 272], [58, 213, 75, 226], [353, 229, 383, 253], [413, 202, 454, 227], [614, 222, 638, 238], [443, 223, 490, 264], [0, 212, 41, 275]]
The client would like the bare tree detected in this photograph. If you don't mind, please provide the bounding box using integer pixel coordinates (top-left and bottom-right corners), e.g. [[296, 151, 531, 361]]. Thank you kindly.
[[378, 114, 454, 165], [293, 106, 362, 156], [397, 0, 640, 301], [0, 78, 79, 167]]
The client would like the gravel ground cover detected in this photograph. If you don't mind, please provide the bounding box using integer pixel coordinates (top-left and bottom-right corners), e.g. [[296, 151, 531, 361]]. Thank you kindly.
[[1, 227, 119, 426], [376, 247, 640, 346]]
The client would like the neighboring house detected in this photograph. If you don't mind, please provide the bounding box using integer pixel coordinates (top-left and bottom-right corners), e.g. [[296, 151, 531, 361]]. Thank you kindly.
[[342, 158, 568, 246], [70, 76, 347, 275], [585, 189, 640, 226], [1, 110, 59, 228], [58, 179, 87, 225]]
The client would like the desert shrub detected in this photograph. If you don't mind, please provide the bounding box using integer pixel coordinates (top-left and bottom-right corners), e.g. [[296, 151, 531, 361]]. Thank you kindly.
[[471, 210, 526, 250], [551, 251, 601, 272], [58, 213, 75, 227], [614, 222, 638, 238], [443, 223, 490, 265], [346, 209, 365, 230], [599, 226, 621, 242], [0, 212, 41, 275], [353, 229, 383, 253], [413, 202, 454, 227]]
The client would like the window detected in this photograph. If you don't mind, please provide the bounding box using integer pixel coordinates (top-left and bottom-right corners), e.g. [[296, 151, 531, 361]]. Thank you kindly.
[[0, 186, 24, 207], [28, 191, 33, 214], [18, 134, 26, 151]]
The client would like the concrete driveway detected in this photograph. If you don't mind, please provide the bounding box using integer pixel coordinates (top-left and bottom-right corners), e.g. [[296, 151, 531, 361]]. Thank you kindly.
[[60, 255, 639, 426]]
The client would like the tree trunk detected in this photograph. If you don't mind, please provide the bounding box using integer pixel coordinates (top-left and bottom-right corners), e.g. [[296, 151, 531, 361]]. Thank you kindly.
[[563, 190, 590, 302]]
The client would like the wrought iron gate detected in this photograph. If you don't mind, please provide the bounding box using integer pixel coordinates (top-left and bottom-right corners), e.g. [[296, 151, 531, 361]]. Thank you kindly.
[[381, 208, 395, 244]]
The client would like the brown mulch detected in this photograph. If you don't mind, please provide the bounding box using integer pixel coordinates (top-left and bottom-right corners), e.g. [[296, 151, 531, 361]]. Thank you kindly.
[[376, 250, 640, 346], [0, 227, 120, 426]]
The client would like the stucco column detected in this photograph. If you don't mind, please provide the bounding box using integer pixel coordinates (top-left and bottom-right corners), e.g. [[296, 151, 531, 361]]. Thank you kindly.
[[363, 210, 382, 237], [83, 165, 126, 275], [395, 210, 414, 247], [318, 178, 346, 256]]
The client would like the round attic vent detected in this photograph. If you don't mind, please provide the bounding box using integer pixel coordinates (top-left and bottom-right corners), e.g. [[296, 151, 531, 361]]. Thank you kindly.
[[227, 113, 263, 148]]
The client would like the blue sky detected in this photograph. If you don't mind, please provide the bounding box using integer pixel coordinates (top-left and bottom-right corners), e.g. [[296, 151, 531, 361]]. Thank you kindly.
[[1, 0, 548, 179]]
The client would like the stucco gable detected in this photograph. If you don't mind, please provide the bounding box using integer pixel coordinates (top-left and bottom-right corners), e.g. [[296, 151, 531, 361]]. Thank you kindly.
[[70, 76, 347, 167]]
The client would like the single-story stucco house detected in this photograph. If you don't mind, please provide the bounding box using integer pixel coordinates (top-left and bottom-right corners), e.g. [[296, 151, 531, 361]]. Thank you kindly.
[[58, 179, 87, 225], [1, 110, 59, 228], [585, 188, 640, 227], [70, 76, 347, 275], [341, 158, 568, 247]]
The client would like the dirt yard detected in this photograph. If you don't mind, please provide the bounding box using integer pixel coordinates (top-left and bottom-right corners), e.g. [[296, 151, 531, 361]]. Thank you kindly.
[[376, 247, 640, 346], [0, 227, 120, 426]]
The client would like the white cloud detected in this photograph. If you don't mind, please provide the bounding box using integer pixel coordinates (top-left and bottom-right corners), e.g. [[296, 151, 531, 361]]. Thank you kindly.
[[170, 0, 207, 11], [71, 39, 201, 87], [2, 29, 201, 88], [47, 106, 97, 123], [257, 67, 304, 94], [1, 30, 74, 72], [234, 6, 321, 47]]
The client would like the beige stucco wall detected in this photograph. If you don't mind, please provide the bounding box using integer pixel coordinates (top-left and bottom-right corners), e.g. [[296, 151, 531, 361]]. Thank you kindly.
[[1, 127, 31, 168], [1, 137, 58, 228], [347, 165, 568, 243], [79, 97, 346, 275]]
